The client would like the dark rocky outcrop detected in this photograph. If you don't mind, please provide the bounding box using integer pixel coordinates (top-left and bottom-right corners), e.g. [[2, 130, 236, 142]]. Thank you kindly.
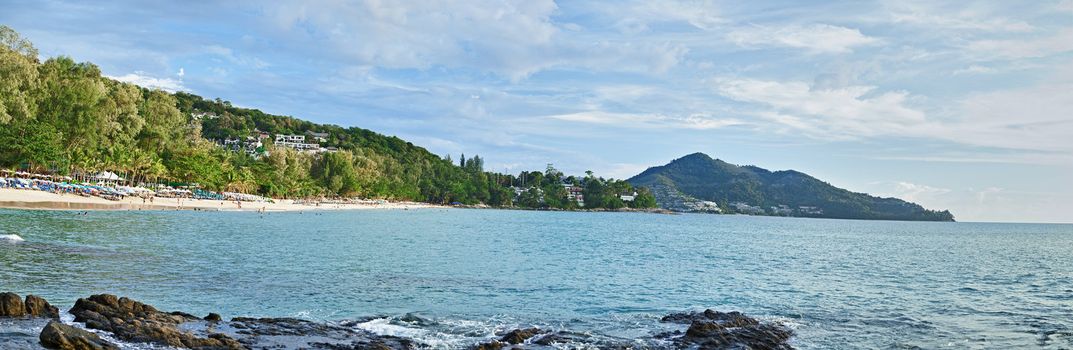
[[471, 340, 505, 350], [226, 317, 415, 349], [25, 294, 61, 319], [39, 320, 119, 350], [0, 292, 59, 319], [499, 327, 543, 344], [471, 327, 544, 350], [1, 292, 27, 317], [57, 294, 418, 350], [658, 309, 794, 349], [68, 294, 244, 349]]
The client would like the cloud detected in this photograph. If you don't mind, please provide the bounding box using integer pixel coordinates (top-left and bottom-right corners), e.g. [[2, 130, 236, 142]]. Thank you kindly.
[[726, 24, 877, 53], [266, 0, 560, 79], [715, 78, 924, 138], [940, 81, 1073, 154], [965, 29, 1073, 60], [203, 45, 270, 69], [715, 74, 1073, 163], [548, 111, 744, 130], [106, 71, 185, 92], [1060, 0, 1073, 13], [885, 2, 1035, 33], [889, 181, 951, 202], [952, 65, 997, 75]]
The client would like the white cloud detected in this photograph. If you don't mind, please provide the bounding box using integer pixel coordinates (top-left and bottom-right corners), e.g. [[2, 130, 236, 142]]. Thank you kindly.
[[715, 78, 924, 138], [938, 81, 1073, 154], [203, 45, 270, 69], [106, 71, 185, 92], [890, 181, 951, 202], [965, 29, 1073, 60], [885, 2, 1035, 33], [548, 111, 744, 130], [952, 65, 997, 75], [716, 75, 1073, 162], [635, 1, 723, 30], [267, 0, 559, 79], [177, 67, 185, 77], [726, 24, 877, 53], [1060, 0, 1073, 13]]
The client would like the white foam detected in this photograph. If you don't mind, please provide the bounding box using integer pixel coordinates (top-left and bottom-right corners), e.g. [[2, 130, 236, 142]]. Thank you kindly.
[[355, 318, 430, 338], [0, 234, 24, 242], [353, 317, 490, 348]]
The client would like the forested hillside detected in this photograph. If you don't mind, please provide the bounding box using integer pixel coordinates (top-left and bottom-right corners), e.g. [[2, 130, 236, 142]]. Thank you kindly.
[[628, 153, 955, 221], [0, 25, 655, 208]]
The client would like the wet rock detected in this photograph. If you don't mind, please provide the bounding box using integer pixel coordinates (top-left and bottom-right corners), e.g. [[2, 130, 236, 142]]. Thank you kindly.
[[25, 295, 60, 319], [499, 327, 543, 344], [471, 340, 504, 350], [68, 294, 243, 349], [39, 320, 119, 350], [658, 309, 793, 350], [1, 292, 26, 317], [397, 313, 436, 327], [530, 331, 592, 346], [224, 317, 415, 349], [204, 313, 221, 322]]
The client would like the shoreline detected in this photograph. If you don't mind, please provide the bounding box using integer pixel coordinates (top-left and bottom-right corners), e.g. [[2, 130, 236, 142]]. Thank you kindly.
[[0, 188, 444, 212], [0, 292, 793, 350]]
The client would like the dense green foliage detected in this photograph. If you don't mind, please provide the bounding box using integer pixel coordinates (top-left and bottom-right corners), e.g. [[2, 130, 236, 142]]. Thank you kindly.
[[510, 166, 656, 210], [0, 25, 656, 209], [628, 153, 955, 221]]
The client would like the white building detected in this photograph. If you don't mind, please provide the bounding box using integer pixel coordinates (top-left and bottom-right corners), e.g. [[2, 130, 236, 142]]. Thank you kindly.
[[563, 183, 585, 207]]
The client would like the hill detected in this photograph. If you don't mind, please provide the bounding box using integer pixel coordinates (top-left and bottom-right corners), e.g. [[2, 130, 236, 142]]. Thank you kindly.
[[627, 153, 955, 221], [0, 25, 655, 210]]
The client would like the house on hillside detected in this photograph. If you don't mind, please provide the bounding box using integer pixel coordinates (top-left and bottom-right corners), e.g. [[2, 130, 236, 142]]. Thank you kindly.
[[563, 183, 585, 207], [306, 130, 330, 143], [731, 202, 765, 215], [273, 134, 334, 154], [619, 191, 637, 202]]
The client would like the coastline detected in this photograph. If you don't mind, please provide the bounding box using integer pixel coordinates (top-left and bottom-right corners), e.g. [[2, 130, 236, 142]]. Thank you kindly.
[[0, 188, 444, 212]]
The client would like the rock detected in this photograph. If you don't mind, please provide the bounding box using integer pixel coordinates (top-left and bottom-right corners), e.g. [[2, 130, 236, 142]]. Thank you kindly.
[[530, 331, 592, 346], [0, 292, 26, 317], [68, 294, 244, 349], [25, 295, 61, 319], [204, 313, 221, 322], [222, 317, 415, 349], [658, 309, 794, 350], [472, 340, 504, 350], [39, 320, 119, 350], [499, 327, 543, 344]]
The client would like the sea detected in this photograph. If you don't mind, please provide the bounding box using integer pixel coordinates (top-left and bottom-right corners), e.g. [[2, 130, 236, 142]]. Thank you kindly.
[[1, 208, 1071, 349]]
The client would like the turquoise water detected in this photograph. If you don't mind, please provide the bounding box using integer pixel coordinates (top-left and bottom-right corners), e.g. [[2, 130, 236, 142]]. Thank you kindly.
[[1, 208, 1072, 348]]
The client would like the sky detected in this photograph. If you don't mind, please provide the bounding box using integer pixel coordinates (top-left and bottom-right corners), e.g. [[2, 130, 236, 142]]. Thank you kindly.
[[2, 0, 1071, 223]]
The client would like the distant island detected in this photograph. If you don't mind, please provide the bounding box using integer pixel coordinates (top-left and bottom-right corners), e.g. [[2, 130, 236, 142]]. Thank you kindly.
[[628, 153, 955, 221]]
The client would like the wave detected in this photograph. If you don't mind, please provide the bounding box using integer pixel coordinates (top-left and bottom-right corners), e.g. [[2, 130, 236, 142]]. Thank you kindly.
[[0, 234, 25, 242]]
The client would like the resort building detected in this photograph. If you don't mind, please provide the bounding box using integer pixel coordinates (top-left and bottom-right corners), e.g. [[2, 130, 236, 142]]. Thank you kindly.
[[731, 202, 765, 215], [306, 131, 330, 143], [619, 191, 637, 202], [273, 134, 333, 154], [563, 183, 584, 207]]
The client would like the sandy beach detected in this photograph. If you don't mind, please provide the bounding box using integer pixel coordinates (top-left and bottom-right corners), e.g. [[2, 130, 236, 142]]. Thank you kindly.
[[0, 188, 444, 212]]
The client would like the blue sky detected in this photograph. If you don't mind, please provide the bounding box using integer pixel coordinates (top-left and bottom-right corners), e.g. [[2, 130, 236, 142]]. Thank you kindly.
[[3, 0, 1072, 223]]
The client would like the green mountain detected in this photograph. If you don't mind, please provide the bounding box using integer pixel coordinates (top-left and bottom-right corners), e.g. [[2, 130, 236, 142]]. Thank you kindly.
[[627, 153, 955, 221]]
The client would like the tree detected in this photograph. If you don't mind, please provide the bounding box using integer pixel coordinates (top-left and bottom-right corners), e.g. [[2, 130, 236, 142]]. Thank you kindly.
[[138, 90, 185, 154], [0, 25, 39, 124]]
